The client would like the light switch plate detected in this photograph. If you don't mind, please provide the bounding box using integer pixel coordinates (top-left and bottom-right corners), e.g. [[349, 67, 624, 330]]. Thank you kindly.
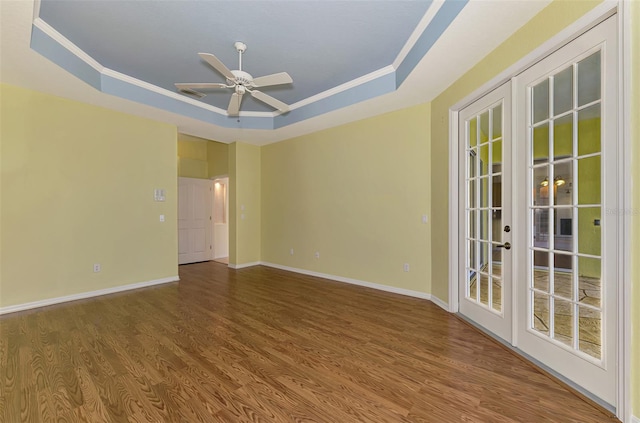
[[154, 188, 165, 202]]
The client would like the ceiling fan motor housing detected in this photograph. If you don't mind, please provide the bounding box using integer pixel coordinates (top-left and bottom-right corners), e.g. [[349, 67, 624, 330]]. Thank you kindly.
[[230, 70, 253, 86]]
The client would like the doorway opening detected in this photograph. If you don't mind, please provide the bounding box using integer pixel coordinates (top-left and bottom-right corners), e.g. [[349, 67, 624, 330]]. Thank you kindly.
[[212, 177, 229, 264]]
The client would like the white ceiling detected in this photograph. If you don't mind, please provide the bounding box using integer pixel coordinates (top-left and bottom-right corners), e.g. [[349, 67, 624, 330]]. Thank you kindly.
[[1, 0, 551, 145]]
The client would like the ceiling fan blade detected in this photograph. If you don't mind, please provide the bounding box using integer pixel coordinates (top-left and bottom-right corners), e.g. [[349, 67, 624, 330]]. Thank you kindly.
[[250, 90, 289, 113], [252, 72, 293, 88], [175, 83, 228, 90], [198, 53, 235, 80], [228, 92, 242, 116]]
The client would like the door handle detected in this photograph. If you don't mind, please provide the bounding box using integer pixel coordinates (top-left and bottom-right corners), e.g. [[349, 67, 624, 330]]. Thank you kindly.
[[497, 242, 511, 250]]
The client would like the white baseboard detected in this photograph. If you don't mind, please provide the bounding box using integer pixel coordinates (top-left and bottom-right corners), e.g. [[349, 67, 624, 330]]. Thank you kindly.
[[429, 295, 449, 311], [0, 276, 179, 315], [228, 261, 261, 270], [260, 262, 432, 301], [631, 414, 639, 423]]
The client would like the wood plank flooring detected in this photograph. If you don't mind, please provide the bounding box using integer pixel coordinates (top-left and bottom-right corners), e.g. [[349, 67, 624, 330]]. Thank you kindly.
[[0, 262, 617, 422]]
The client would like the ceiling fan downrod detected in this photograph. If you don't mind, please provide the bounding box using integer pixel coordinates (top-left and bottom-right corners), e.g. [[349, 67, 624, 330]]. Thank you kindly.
[[234, 41, 246, 71]]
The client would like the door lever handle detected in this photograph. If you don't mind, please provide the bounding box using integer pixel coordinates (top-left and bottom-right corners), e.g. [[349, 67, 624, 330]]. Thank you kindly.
[[497, 242, 511, 250]]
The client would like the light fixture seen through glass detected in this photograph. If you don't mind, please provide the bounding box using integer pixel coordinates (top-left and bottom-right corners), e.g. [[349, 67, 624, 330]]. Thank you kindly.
[[540, 176, 565, 187]]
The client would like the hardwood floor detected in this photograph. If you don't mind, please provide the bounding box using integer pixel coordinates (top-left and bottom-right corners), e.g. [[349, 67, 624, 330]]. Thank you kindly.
[[0, 262, 617, 422]]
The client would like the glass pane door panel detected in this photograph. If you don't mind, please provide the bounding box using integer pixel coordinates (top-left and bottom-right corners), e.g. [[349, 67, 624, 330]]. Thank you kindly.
[[533, 292, 550, 335], [553, 298, 574, 347], [479, 273, 489, 306], [577, 207, 601, 255], [553, 254, 573, 299], [553, 114, 573, 158], [533, 79, 549, 123], [533, 251, 550, 292], [468, 240, 476, 270], [492, 104, 503, 139], [553, 66, 573, 116], [469, 118, 478, 147], [578, 156, 601, 204], [578, 256, 601, 307], [480, 111, 489, 143], [533, 209, 550, 247], [492, 248, 502, 277], [579, 306, 601, 359], [468, 180, 476, 208], [492, 278, 503, 312], [479, 145, 489, 176], [553, 161, 573, 205], [492, 175, 502, 207], [554, 207, 573, 252], [533, 123, 550, 161], [578, 104, 601, 155], [469, 271, 478, 300], [493, 140, 503, 173], [480, 178, 490, 207], [577, 52, 601, 106]]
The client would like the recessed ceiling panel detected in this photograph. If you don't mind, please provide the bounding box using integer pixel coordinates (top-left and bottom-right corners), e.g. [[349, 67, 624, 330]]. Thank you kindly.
[[38, 0, 432, 112]]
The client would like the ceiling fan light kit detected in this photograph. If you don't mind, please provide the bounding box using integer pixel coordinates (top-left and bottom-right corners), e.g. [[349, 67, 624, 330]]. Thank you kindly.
[[175, 42, 293, 116]]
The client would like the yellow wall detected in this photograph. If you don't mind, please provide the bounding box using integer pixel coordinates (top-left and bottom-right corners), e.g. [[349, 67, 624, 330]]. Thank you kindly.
[[207, 140, 229, 178], [177, 134, 228, 180], [261, 104, 431, 294], [228, 142, 261, 265], [177, 133, 208, 179], [631, 0, 640, 416], [0, 84, 178, 307]]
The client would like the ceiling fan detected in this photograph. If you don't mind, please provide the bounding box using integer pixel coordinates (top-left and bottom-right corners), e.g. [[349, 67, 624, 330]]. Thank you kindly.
[[175, 42, 293, 116]]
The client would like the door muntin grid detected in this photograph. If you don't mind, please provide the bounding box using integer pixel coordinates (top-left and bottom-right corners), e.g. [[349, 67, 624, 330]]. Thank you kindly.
[[466, 102, 504, 314], [528, 49, 603, 362]]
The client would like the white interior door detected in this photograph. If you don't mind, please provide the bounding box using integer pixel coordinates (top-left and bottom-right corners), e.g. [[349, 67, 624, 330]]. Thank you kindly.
[[458, 82, 512, 342], [514, 17, 617, 406], [178, 177, 213, 265]]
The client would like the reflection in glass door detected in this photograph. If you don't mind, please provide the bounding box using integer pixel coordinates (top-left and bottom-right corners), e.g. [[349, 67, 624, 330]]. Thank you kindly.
[[529, 51, 603, 359]]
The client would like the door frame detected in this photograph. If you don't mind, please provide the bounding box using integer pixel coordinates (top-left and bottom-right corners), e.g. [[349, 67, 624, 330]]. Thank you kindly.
[[446, 1, 631, 420]]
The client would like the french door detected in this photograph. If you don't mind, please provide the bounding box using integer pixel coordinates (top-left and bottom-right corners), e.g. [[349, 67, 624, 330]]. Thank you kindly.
[[458, 82, 512, 342], [514, 16, 618, 406], [459, 16, 618, 407]]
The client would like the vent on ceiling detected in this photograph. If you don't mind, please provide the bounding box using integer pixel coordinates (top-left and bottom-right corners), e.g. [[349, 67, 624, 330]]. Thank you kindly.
[[178, 88, 206, 98]]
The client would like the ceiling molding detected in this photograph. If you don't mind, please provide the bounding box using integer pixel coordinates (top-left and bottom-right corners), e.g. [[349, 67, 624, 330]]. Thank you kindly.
[[33, 17, 103, 72], [29, 0, 468, 131], [393, 0, 445, 69], [289, 65, 395, 111]]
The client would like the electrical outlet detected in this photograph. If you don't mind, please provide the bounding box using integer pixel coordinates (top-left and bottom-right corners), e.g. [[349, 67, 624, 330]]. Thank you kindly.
[[315, 252, 320, 259], [290, 248, 294, 255], [403, 263, 410, 272], [422, 214, 428, 224], [159, 214, 165, 222], [93, 263, 101, 273]]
